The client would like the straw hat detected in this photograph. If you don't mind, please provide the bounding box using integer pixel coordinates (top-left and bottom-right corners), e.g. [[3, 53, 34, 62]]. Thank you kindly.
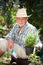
[[14, 8, 31, 17]]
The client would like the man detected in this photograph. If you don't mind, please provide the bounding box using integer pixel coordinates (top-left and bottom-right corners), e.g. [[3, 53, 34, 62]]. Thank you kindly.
[[0, 8, 43, 57], [5, 8, 42, 49]]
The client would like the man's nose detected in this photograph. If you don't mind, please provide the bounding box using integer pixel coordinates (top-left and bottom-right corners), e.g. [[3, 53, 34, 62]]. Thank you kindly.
[[20, 19, 22, 22]]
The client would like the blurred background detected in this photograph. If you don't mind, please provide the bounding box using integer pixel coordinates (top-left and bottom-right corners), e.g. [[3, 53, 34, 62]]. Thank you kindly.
[[0, 0, 43, 43]]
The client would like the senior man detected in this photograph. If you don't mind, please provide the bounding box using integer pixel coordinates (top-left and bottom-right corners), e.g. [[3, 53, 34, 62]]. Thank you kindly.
[[0, 8, 43, 57], [5, 8, 42, 49]]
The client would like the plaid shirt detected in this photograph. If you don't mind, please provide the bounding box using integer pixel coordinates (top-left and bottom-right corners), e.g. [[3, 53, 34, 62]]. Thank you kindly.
[[5, 22, 42, 47]]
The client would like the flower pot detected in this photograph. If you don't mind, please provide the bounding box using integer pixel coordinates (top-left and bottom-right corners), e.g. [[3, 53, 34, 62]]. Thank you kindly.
[[25, 47, 34, 55]]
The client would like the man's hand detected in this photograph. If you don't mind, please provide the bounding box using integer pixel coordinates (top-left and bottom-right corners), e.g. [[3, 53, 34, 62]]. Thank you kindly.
[[7, 38, 14, 49], [34, 43, 42, 50], [35, 46, 41, 50]]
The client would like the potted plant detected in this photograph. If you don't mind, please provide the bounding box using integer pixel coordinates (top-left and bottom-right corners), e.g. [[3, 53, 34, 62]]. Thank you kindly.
[[28, 53, 42, 65], [28, 49, 42, 65], [1, 51, 11, 64], [23, 30, 40, 55]]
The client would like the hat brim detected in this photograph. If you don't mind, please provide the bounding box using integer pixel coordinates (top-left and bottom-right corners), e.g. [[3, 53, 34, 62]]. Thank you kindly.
[[14, 14, 32, 18]]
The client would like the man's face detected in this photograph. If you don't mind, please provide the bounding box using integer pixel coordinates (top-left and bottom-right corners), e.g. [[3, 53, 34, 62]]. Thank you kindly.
[[16, 17, 28, 27]]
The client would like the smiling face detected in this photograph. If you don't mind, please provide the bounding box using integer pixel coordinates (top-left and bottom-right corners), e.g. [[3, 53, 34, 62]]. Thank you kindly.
[[16, 17, 28, 27]]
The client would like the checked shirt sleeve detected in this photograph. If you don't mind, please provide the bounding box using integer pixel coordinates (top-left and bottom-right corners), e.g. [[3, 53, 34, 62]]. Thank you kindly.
[[5, 24, 17, 40]]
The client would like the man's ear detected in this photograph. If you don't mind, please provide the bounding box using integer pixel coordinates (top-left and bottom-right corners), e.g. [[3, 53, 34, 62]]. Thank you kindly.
[[25, 18, 28, 23], [26, 17, 28, 21]]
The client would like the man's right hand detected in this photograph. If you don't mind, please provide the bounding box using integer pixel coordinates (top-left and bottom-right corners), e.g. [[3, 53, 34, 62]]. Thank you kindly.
[[7, 38, 14, 49]]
